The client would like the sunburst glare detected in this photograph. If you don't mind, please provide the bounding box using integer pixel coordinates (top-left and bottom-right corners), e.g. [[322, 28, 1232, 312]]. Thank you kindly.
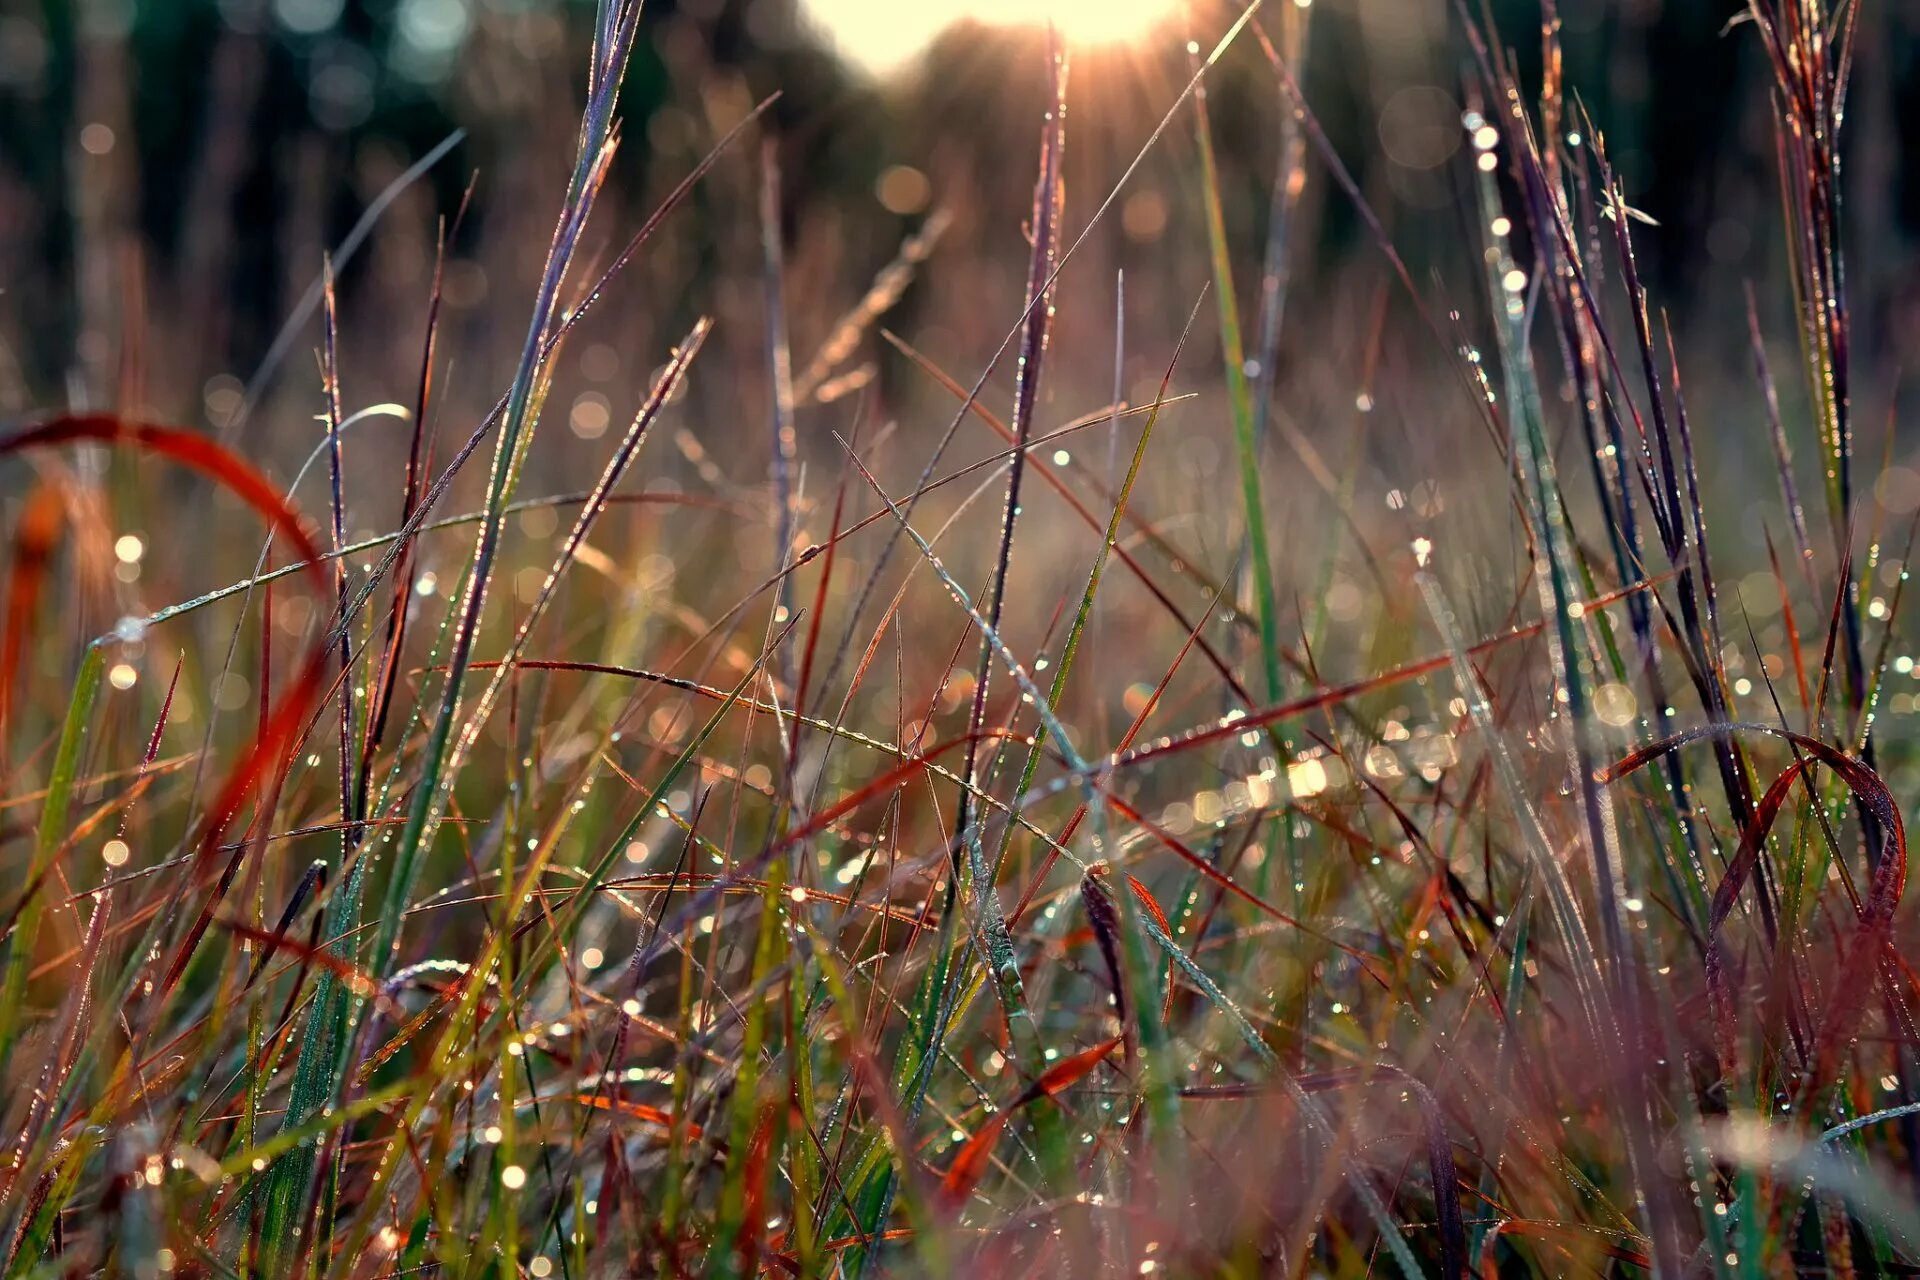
[[799, 0, 1187, 76]]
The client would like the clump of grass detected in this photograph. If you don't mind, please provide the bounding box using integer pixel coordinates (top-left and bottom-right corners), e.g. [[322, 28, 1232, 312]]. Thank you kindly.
[[2, 1, 1918, 1276]]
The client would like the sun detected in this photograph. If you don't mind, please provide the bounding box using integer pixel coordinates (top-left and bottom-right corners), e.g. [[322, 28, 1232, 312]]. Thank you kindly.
[[990, 0, 1182, 46], [800, 0, 1186, 77]]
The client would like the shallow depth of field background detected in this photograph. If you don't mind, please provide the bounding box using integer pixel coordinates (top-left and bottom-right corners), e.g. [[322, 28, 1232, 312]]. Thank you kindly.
[[1, 0, 1916, 811], [7, 1, 1920, 444], [6, 0, 1920, 752]]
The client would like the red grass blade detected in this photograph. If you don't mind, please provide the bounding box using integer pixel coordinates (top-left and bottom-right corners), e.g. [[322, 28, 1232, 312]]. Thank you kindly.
[[936, 1036, 1120, 1210]]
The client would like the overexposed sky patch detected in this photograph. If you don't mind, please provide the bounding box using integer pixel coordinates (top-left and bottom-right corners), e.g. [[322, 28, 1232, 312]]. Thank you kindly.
[[798, 0, 1186, 76]]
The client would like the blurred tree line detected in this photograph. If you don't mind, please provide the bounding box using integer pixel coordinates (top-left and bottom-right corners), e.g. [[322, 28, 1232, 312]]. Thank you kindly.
[[0, 0, 1915, 408]]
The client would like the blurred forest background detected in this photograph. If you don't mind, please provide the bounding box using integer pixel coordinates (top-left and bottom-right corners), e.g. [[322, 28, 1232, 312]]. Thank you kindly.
[[2, 0, 1919, 539]]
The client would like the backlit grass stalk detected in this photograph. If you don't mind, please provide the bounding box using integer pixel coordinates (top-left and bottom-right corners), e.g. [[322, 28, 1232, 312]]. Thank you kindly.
[[1245, 0, 1312, 459], [320, 261, 357, 877], [1527, 43, 1715, 937], [264, 0, 646, 1249], [952, 33, 1066, 864], [762, 140, 801, 714], [0, 645, 102, 1072], [1471, 126, 1686, 1274], [1193, 42, 1282, 711]]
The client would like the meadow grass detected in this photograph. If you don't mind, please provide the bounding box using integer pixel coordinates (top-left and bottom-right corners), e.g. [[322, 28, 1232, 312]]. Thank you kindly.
[[1, 0, 1917, 1276]]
